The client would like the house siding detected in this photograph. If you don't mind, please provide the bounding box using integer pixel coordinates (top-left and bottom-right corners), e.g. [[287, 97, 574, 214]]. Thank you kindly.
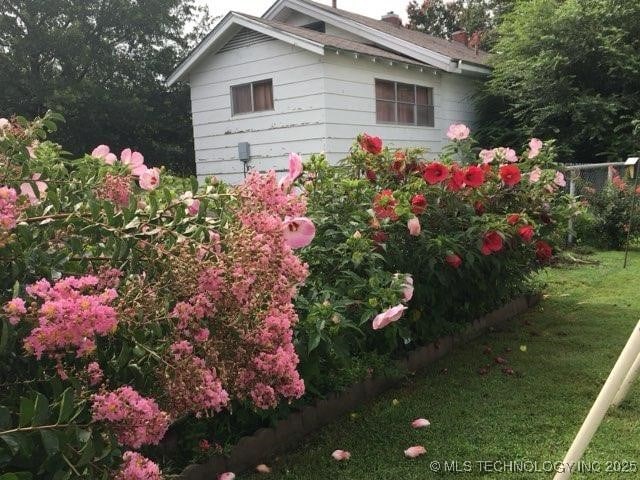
[[322, 53, 479, 163], [188, 37, 327, 184]]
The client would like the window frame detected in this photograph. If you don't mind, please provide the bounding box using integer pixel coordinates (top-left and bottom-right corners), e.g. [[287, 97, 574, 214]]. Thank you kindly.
[[230, 78, 274, 116], [374, 79, 434, 127]]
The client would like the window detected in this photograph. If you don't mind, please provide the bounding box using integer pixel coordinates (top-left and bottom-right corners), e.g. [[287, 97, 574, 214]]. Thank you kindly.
[[375, 80, 434, 127], [231, 79, 273, 115]]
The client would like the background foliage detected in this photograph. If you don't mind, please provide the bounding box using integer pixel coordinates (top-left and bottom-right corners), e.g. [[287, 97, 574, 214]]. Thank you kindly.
[[478, 0, 640, 163], [0, 0, 213, 175]]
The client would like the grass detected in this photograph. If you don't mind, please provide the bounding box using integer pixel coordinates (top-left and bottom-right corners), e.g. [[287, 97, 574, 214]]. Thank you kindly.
[[243, 251, 640, 479]]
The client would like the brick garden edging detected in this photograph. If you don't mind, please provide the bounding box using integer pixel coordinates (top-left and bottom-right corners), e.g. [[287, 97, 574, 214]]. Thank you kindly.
[[178, 294, 541, 479]]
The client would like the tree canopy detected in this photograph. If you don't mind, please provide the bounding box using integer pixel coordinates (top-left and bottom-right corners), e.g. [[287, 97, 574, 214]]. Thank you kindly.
[[482, 0, 640, 163], [0, 0, 212, 174], [407, 0, 514, 50]]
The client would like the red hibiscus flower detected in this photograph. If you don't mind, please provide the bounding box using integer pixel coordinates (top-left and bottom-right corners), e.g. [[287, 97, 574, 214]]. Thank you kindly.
[[373, 189, 398, 220], [518, 224, 534, 243], [499, 164, 521, 186], [481, 231, 504, 255], [447, 165, 465, 191], [480, 163, 492, 173], [365, 169, 377, 183], [506, 214, 521, 225], [372, 230, 388, 245], [359, 133, 383, 155], [474, 201, 485, 216], [446, 254, 462, 268], [410, 194, 428, 215], [463, 165, 485, 188], [423, 162, 449, 185], [535, 240, 553, 261]]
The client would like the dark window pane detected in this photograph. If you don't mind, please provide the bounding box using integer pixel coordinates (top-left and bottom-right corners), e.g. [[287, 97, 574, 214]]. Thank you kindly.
[[253, 80, 273, 111], [416, 86, 432, 106], [398, 103, 415, 124], [397, 83, 415, 103], [376, 100, 396, 122], [375, 80, 395, 100], [232, 84, 252, 114], [417, 105, 435, 127]]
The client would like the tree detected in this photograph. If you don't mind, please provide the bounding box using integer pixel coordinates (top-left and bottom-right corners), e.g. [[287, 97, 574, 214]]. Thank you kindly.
[[483, 0, 640, 163], [407, 0, 514, 50], [0, 0, 212, 175]]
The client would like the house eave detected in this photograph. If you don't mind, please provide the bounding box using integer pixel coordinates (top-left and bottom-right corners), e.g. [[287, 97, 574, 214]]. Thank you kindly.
[[166, 12, 325, 86], [264, 0, 465, 72]]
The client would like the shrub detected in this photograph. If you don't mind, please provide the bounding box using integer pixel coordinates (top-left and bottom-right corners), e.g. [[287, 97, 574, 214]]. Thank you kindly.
[[0, 113, 314, 477], [574, 169, 640, 249], [296, 131, 576, 366]]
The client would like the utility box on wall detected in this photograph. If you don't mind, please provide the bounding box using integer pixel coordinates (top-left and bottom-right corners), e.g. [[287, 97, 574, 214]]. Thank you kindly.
[[238, 142, 250, 162]]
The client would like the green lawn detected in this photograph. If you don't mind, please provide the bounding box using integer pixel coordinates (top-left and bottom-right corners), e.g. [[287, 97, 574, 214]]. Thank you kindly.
[[244, 251, 640, 479]]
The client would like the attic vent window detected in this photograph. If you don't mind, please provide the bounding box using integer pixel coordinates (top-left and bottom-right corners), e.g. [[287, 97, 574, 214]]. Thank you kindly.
[[231, 79, 274, 115], [301, 21, 325, 33], [375, 79, 434, 127]]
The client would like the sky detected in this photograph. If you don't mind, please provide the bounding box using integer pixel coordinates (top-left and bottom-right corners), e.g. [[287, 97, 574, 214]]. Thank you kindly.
[[197, 0, 413, 25]]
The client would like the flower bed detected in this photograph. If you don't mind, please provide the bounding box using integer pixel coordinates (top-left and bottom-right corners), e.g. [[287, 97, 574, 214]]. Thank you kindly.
[[0, 113, 574, 479]]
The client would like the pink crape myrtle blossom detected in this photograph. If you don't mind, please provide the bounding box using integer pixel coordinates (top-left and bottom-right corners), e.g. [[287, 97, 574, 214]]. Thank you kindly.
[[554, 171, 566, 187], [91, 145, 117, 165], [479, 149, 495, 164], [87, 361, 104, 386], [282, 216, 315, 249], [446, 123, 470, 140], [4, 297, 26, 325], [20, 174, 48, 205], [0, 118, 9, 130], [411, 418, 431, 428], [529, 166, 542, 183], [22, 275, 119, 359], [91, 386, 170, 449], [0, 186, 20, 231], [255, 464, 271, 473], [528, 138, 543, 158], [372, 304, 407, 330], [115, 451, 162, 480], [407, 217, 421, 236], [219, 473, 236, 480], [404, 445, 427, 458], [331, 450, 351, 461], [120, 148, 147, 176], [139, 167, 160, 191]]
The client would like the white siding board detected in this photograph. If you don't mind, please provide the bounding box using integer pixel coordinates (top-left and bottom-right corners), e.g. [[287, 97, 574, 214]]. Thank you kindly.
[[188, 33, 328, 183], [323, 54, 446, 156]]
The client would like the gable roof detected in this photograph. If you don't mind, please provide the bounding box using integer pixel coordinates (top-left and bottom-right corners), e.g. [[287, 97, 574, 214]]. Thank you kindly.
[[167, 0, 491, 86], [302, 0, 490, 67], [242, 14, 429, 67], [264, 0, 490, 73]]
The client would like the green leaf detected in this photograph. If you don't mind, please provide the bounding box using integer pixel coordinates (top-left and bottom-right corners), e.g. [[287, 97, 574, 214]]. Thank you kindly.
[[39, 430, 59, 456], [32, 393, 49, 426], [56, 388, 74, 424], [308, 331, 322, 353], [0, 320, 8, 355], [0, 407, 11, 430], [0, 433, 21, 455], [76, 437, 94, 467], [18, 398, 34, 428]]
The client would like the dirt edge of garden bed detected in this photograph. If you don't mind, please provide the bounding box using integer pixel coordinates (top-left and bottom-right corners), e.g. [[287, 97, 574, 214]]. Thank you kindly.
[[177, 293, 541, 479]]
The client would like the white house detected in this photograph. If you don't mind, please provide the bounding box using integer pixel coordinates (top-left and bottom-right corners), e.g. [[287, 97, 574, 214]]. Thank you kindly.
[[167, 0, 490, 183]]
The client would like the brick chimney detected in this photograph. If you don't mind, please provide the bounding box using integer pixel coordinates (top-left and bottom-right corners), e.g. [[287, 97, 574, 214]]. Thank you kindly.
[[381, 11, 402, 27], [332, 0, 337, 7], [451, 30, 468, 46]]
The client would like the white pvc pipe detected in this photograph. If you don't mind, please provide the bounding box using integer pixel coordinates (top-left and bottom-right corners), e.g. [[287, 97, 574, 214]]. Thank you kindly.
[[553, 320, 640, 480], [611, 352, 640, 407]]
